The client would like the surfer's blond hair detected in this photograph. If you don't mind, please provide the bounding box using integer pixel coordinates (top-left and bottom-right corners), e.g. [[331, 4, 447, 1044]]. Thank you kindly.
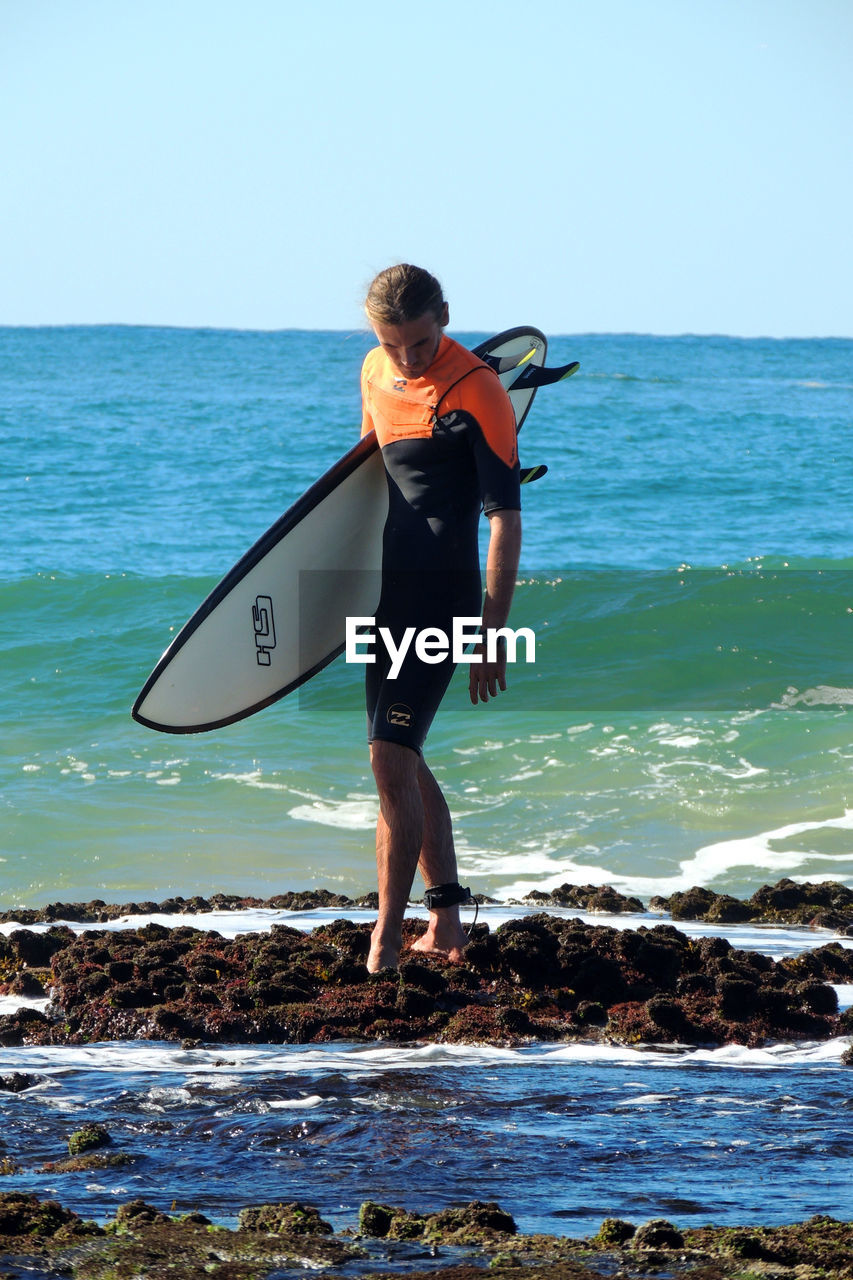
[[364, 264, 446, 326]]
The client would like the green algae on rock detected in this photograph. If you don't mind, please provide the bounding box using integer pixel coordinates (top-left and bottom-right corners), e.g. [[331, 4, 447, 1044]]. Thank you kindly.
[[1, 1193, 852, 1280], [358, 1199, 517, 1243]]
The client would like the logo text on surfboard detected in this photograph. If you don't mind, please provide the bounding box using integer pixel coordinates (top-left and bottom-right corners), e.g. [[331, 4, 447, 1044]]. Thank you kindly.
[[252, 595, 277, 666]]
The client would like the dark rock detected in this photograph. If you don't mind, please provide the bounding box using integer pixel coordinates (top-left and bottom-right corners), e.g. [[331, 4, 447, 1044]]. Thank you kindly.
[[521, 883, 645, 913], [68, 1123, 111, 1156], [398, 959, 449, 995], [0, 1072, 42, 1092], [0, 1007, 49, 1046], [561, 949, 627, 1004], [8, 971, 47, 997], [396, 984, 438, 1019], [704, 893, 755, 923], [424, 1201, 517, 1242], [79, 970, 112, 998], [495, 916, 560, 983], [7, 927, 75, 967], [574, 1000, 607, 1026], [748, 877, 853, 925], [0, 898, 842, 1052], [357, 1199, 515, 1244], [238, 1201, 333, 1235], [113, 1199, 171, 1227], [665, 887, 721, 920], [358, 1201, 395, 1237], [695, 934, 732, 961], [632, 1217, 684, 1249], [646, 996, 691, 1035], [592, 1217, 636, 1246], [442, 1005, 508, 1044], [42, 1151, 134, 1174], [718, 977, 761, 1020], [796, 980, 838, 1015], [0, 1191, 90, 1238]]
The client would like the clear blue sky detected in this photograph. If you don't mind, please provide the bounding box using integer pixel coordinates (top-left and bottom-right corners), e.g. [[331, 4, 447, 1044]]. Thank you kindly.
[[1, 0, 851, 335]]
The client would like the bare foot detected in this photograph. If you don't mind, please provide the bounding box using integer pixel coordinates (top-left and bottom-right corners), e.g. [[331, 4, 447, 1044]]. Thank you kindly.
[[367, 929, 401, 973], [409, 936, 467, 963], [409, 911, 469, 964]]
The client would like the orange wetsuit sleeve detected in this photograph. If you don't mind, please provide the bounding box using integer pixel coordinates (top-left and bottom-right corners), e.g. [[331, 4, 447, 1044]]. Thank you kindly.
[[443, 367, 520, 513], [444, 367, 517, 468]]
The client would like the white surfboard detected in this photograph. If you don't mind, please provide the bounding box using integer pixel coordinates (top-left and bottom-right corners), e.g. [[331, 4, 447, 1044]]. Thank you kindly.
[[133, 327, 575, 733]]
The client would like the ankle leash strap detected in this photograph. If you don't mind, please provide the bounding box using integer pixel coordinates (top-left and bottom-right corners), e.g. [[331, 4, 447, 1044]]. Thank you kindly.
[[423, 882, 472, 910], [423, 881, 479, 939]]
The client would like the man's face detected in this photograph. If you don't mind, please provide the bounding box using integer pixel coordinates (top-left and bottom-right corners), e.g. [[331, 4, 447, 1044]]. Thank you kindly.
[[370, 305, 448, 380]]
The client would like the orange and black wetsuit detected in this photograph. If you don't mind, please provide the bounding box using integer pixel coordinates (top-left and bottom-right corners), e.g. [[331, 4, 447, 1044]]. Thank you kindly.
[[361, 334, 521, 753]]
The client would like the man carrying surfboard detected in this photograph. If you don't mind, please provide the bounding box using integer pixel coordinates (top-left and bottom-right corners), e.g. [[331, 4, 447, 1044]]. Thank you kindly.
[[361, 264, 522, 972]]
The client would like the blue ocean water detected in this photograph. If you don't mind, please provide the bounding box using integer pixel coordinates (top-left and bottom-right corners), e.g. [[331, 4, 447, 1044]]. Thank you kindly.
[[2, 327, 853, 1241], [3, 1035, 852, 1243]]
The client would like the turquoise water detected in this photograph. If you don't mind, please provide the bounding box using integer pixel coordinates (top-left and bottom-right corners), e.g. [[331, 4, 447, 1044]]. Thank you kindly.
[[2, 327, 853, 908]]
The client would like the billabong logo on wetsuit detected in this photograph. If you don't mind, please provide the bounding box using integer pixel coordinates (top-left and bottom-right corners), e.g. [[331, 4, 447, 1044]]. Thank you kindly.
[[387, 704, 413, 728], [392, 377, 407, 391], [252, 595, 277, 666]]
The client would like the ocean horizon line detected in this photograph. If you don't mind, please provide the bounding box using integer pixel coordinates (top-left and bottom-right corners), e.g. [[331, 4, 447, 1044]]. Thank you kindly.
[[1, 321, 851, 342]]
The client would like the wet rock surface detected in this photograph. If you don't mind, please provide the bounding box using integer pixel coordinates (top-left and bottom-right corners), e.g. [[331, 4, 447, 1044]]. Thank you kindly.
[[652, 876, 853, 931], [517, 883, 646, 913], [3, 875, 850, 931], [0, 889, 376, 928], [0, 902, 852, 1049], [0, 1193, 851, 1279]]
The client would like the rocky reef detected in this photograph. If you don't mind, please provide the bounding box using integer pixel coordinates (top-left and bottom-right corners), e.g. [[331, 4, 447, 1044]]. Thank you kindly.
[[0, 1192, 851, 1279], [651, 876, 853, 931], [1, 890, 852, 1050], [3, 876, 850, 929]]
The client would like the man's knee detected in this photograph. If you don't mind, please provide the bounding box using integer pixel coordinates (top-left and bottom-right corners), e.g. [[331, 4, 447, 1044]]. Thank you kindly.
[[370, 739, 419, 800]]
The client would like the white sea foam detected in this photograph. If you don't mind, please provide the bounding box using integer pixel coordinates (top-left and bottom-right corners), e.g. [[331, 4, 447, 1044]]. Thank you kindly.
[[288, 797, 378, 830], [211, 769, 285, 791], [776, 685, 853, 708], [674, 810, 853, 889], [266, 1094, 327, 1109], [0, 994, 51, 1015], [649, 756, 767, 780], [1, 1036, 850, 1077], [496, 811, 853, 901]]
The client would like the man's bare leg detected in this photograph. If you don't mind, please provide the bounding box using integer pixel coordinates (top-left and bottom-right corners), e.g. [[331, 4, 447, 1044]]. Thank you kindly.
[[410, 758, 469, 961], [367, 740, 423, 972]]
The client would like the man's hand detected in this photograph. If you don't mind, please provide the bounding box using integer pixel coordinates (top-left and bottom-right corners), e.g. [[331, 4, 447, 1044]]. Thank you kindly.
[[469, 636, 507, 703], [468, 508, 521, 706]]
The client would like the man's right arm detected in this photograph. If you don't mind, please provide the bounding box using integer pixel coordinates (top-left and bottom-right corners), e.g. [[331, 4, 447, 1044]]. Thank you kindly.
[[469, 507, 522, 704]]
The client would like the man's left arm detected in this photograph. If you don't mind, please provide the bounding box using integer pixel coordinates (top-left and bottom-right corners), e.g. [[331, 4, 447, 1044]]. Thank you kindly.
[[469, 507, 522, 704]]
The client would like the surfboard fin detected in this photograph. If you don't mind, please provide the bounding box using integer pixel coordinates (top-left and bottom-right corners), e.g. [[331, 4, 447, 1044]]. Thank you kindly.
[[482, 353, 580, 388], [485, 345, 539, 374], [520, 463, 548, 485], [509, 359, 580, 389]]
